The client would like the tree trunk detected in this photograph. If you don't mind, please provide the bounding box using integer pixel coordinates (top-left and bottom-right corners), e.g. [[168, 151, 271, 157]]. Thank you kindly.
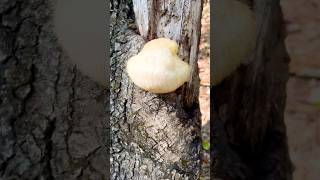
[[110, 0, 203, 179], [212, 0, 293, 179], [0, 1, 108, 179]]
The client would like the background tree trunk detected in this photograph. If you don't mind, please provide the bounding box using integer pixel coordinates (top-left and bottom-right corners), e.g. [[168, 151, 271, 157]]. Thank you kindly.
[[0, 1, 108, 179], [110, 0, 203, 179], [212, 0, 293, 179]]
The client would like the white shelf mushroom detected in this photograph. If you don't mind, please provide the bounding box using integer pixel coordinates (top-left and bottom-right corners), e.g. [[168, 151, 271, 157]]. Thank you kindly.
[[126, 38, 191, 93], [213, 0, 257, 85]]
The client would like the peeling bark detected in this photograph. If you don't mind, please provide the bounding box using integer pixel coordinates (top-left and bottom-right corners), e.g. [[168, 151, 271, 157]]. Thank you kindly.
[[110, 0, 202, 179], [0, 1, 108, 179], [212, 0, 293, 179]]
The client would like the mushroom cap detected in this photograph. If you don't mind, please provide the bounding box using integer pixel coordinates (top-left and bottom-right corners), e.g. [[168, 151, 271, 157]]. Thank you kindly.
[[213, 0, 257, 85], [126, 40, 190, 93], [140, 38, 179, 55]]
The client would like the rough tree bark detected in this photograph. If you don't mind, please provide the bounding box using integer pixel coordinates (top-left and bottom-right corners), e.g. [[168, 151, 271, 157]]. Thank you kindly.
[[212, 0, 293, 179], [110, 0, 203, 179], [0, 1, 108, 179]]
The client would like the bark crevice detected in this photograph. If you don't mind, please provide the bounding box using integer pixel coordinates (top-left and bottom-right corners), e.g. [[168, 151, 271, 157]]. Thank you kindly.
[[0, 1, 108, 179]]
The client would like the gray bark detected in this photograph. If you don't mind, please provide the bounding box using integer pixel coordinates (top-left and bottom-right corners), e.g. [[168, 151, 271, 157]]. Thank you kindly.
[[0, 1, 108, 179], [212, 0, 293, 179], [110, 0, 202, 179]]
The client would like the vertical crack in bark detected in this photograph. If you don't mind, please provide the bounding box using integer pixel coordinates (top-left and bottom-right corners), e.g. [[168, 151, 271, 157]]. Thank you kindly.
[[43, 119, 56, 180], [65, 65, 76, 161]]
